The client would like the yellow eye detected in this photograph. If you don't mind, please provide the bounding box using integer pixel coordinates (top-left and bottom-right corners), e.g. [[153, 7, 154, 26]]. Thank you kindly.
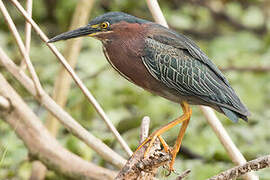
[[100, 22, 109, 29]]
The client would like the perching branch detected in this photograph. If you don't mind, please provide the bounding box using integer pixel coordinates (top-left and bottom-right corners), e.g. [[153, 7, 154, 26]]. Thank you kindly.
[[9, 0, 133, 157], [208, 155, 270, 180], [0, 73, 117, 180], [116, 117, 171, 180], [140, 116, 150, 144]]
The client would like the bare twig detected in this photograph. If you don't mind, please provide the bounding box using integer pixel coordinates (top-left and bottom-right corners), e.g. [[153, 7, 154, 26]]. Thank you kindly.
[[146, 0, 168, 27], [208, 155, 270, 180], [146, 1, 258, 180], [40, 0, 94, 178], [0, 73, 117, 180], [10, 0, 133, 157], [0, 96, 10, 110], [0, 47, 126, 169], [176, 169, 191, 180], [116, 118, 170, 180], [220, 66, 270, 73], [20, 1, 47, 178], [201, 106, 248, 164], [0, 0, 43, 96], [140, 116, 150, 144], [20, 0, 32, 70], [200, 106, 258, 180], [46, 0, 94, 138]]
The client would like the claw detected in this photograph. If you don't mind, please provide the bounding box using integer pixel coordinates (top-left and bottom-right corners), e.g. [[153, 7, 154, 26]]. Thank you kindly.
[[166, 169, 173, 177], [135, 134, 159, 158], [134, 101, 191, 177], [136, 134, 171, 158], [134, 137, 151, 153], [166, 166, 178, 177]]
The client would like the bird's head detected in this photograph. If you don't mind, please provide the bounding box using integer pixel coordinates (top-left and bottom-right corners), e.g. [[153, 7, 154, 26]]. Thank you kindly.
[[48, 12, 149, 43]]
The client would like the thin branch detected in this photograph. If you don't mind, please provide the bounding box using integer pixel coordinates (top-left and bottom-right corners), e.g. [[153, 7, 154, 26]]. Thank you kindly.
[[146, 0, 168, 27], [116, 117, 171, 180], [41, 1, 95, 179], [9, 0, 133, 157], [24, 0, 32, 53], [0, 0, 43, 96], [46, 0, 95, 138], [220, 66, 270, 73], [0, 47, 126, 169], [176, 169, 191, 180], [0, 73, 117, 180], [20, 1, 47, 178], [201, 106, 248, 164], [200, 107, 259, 180], [20, 0, 32, 70], [140, 116, 150, 144], [208, 155, 270, 180], [146, 1, 258, 180]]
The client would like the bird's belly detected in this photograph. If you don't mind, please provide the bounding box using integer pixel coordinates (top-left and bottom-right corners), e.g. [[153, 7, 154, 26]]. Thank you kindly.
[[103, 46, 187, 103]]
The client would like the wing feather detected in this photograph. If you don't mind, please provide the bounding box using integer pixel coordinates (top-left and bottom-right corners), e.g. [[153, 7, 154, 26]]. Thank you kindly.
[[148, 24, 231, 86], [142, 37, 249, 116]]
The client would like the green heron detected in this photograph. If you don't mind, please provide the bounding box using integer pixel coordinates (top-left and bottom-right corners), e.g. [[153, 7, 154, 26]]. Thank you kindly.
[[48, 12, 250, 172]]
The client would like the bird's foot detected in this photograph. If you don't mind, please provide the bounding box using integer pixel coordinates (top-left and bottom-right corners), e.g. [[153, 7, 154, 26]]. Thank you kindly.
[[135, 133, 180, 176], [166, 167, 177, 177], [135, 133, 170, 158], [166, 147, 180, 176], [135, 134, 158, 158]]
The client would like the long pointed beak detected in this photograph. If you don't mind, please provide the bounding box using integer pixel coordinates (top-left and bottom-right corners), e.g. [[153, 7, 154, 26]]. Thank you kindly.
[[48, 26, 98, 43]]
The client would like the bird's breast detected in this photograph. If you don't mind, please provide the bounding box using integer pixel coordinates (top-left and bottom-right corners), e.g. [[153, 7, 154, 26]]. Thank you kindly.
[[102, 40, 183, 103], [102, 39, 149, 87]]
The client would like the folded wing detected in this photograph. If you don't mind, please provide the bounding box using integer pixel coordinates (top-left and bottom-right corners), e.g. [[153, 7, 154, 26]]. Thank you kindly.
[[141, 25, 250, 122]]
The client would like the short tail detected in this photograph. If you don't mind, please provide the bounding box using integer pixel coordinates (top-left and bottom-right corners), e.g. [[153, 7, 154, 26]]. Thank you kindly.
[[220, 107, 249, 123]]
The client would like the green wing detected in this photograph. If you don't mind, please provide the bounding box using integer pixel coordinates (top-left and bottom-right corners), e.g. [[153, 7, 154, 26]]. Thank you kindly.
[[141, 33, 249, 120]]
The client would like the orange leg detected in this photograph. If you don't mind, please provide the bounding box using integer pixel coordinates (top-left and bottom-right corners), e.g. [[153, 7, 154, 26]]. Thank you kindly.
[[168, 114, 191, 174], [135, 101, 191, 161], [158, 135, 169, 153]]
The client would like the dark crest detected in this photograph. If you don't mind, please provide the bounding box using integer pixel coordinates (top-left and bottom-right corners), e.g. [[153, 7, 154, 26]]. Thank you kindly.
[[88, 12, 149, 26]]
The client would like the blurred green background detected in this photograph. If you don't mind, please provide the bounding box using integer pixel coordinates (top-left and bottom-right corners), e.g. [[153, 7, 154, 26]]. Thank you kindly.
[[0, 0, 270, 179]]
